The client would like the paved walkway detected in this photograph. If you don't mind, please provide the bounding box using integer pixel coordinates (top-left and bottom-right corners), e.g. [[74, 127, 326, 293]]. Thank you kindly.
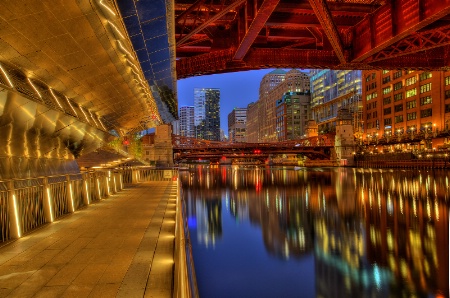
[[0, 181, 177, 298]]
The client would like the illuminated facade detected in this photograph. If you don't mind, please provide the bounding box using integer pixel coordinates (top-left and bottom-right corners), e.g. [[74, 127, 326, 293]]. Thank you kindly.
[[179, 106, 195, 137], [250, 69, 310, 142], [362, 70, 450, 150], [228, 108, 247, 143], [275, 91, 311, 141], [246, 102, 260, 143], [194, 88, 221, 141], [310, 70, 362, 133]]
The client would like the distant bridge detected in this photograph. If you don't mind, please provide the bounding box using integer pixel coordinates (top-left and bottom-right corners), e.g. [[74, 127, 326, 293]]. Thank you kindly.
[[172, 134, 335, 162]]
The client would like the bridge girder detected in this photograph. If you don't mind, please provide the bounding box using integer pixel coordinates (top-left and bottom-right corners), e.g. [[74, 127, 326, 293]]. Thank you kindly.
[[174, 0, 450, 78]]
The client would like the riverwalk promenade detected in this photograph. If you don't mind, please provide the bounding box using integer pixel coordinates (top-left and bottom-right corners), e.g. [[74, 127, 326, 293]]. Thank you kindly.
[[0, 181, 177, 298]]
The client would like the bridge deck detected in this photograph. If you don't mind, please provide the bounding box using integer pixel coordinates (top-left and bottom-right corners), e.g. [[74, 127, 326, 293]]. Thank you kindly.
[[0, 181, 177, 298]]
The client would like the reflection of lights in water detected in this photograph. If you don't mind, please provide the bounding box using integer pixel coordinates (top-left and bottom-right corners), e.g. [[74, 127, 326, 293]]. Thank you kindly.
[[377, 193, 381, 214], [435, 201, 439, 221], [305, 190, 309, 209], [284, 239, 289, 258], [413, 198, 417, 217], [387, 194, 393, 215], [322, 194, 326, 211], [427, 198, 431, 220], [373, 264, 381, 288], [400, 194, 403, 214]]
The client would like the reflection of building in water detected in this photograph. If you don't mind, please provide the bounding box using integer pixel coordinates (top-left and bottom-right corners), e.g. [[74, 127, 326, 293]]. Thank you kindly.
[[185, 187, 223, 248], [246, 185, 314, 259], [181, 166, 449, 296], [360, 169, 449, 297], [311, 168, 391, 297]]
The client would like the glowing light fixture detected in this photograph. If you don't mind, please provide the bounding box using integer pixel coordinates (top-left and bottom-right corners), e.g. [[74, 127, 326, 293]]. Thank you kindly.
[[46, 188, 54, 222], [64, 96, 78, 116], [80, 106, 91, 123], [108, 20, 125, 39], [49, 89, 64, 111], [0, 64, 14, 87], [117, 40, 132, 56], [27, 78, 42, 98], [99, 0, 116, 16], [12, 194, 21, 237], [69, 184, 75, 212]]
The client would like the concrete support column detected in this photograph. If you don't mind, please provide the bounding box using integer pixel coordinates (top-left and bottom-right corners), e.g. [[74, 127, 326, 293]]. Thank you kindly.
[[82, 173, 90, 205], [7, 181, 22, 239], [66, 175, 75, 213], [43, 177, 54, 223]]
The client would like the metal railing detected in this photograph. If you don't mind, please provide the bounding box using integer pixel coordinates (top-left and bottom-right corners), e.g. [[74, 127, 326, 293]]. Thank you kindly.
[[174, 180, 199, 298], [0, 170, 124, 244], [0, 167, 198, 298]]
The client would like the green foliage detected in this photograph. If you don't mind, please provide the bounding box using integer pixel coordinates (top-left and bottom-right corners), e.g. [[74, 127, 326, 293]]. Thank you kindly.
[[107, 135, 142, 158]]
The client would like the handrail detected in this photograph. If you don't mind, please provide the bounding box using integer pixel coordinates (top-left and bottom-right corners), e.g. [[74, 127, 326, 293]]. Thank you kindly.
[[174, 180, 199, 298]]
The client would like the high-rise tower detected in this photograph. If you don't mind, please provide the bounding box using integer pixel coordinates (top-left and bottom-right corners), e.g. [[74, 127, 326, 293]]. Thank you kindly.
[[194, 88, 220, 141], [179, 106, 195, 137]]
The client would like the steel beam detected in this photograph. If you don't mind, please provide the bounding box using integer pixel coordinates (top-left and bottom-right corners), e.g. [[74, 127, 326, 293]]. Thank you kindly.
[[177, 0, 246, 46], [233, 0, 280, 60], [370, 25, 450, 62], [353, 0, 450, 62], [308, 0, 346, 64]]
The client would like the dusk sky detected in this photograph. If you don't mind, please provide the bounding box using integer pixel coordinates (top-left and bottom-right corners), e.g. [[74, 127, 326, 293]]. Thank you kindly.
[[177, 69, 276, 134]]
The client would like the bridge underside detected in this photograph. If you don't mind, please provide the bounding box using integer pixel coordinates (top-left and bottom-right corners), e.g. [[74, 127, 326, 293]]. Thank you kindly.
[[174, 0, 450, 78]]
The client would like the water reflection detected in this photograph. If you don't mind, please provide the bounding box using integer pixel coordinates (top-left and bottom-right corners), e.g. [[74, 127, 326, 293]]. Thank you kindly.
[[181, 166, 449, 298]]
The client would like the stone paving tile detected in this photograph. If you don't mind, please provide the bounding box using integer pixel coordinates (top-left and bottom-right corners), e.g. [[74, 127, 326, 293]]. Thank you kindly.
[[0, 181, 177, 297]]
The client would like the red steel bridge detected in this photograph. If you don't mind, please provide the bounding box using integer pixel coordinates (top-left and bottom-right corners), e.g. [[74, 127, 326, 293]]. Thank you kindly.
[[172, 134, 335, 162], [175, 0, 450, 78]]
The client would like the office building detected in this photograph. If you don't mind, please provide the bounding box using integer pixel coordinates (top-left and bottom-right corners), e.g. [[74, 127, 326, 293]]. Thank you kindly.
[[248, 69, 310, 142], [228, 108, 247, 143], [362, 69, 450, 150], [310, 70, 362, 133], [276, 91, 311, 141], [179, 106, 195, 137], [194, 88, 221, 141]]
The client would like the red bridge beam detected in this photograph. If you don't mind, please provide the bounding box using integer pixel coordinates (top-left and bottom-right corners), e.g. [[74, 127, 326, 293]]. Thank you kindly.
[[352, 0, 450, 63]]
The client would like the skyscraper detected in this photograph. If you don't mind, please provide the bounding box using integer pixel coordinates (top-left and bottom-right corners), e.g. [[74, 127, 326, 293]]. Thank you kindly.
[[228, 108, 247, 143], [194, 88, 221, 141], [179, 106, 195, 137]]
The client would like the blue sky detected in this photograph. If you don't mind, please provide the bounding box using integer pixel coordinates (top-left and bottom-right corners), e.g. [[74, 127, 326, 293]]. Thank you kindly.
[[177, 69, 275, 133]]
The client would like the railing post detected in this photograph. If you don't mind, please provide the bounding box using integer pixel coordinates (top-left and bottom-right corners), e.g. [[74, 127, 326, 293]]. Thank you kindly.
[[104, 172, 110, 197], [131, 169, 139, 184], [82, 173, 90, 205], [43, 177, 54, 223], [118, 171, 124, 190], [66, 175, 75, 213], [95, 172, 102, 200], [7, 181, 22, 239]]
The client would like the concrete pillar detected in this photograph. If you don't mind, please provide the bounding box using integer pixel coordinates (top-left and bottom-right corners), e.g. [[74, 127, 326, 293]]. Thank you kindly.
[[66, 175, 75, 213], [43, 177, 54, 223], [7, 181, 22, 239]]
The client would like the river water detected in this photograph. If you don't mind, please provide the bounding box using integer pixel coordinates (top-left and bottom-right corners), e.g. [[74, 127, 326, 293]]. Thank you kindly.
[[179, 166, 449, 298]]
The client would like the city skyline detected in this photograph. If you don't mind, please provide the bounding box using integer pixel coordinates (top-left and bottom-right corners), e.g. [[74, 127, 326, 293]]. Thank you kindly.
[[177, 69, 278, 133]]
